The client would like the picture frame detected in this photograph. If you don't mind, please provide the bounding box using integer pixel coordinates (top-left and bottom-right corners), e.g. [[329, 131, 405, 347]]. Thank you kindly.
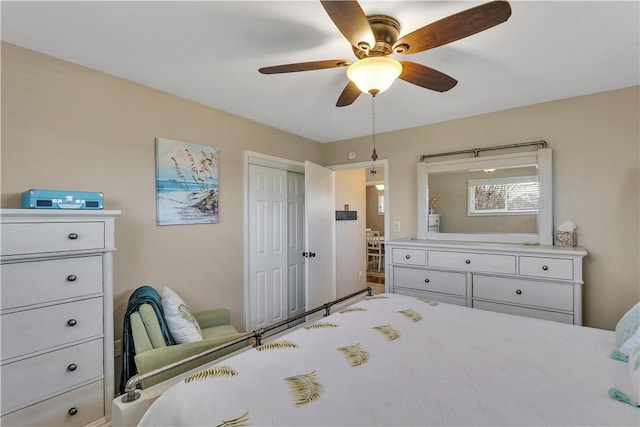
[[155, 137, 219, 225]]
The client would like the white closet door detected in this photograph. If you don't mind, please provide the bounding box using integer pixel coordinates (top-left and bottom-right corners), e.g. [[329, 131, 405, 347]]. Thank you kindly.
[[248, 164, 288, 330], [287, 172, 305, 319]]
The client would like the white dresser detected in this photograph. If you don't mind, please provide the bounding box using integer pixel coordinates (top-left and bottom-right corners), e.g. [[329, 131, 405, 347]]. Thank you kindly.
[[386, 239, 587, 325], [1, 209, 120, 426]]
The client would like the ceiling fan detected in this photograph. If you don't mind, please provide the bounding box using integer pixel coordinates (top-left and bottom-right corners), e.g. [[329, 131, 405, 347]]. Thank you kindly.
[[258, 1, 512, 107]]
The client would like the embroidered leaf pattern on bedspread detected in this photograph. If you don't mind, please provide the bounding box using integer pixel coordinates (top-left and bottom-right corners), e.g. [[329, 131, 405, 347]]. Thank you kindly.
[[373, 323, 400, 341], [367, 295, 389, 300], [304, 321, 339, 330], [339, 306, 367, 314], [256, 340, 299, 351], [398, 308, 423, 322], [216, 410, 250, 427], [418, 298, 439, 306], [338, 343, 369, 367], [285, 370, 324, 406], [184, 366, 237, 383]]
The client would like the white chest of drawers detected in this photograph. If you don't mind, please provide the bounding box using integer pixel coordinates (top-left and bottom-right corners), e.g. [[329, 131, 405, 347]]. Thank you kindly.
[[1, 209, 120, 426], [386, 240, 587, 325]]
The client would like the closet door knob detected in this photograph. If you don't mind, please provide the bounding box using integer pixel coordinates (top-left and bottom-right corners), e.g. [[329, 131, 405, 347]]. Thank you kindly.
[[516, 289, 523, 295], [67, 363, 77, 372], [66, 274, 77, 282], [405, 255, 411, 259], [465, 259, 471, 264], [68, 233, 79, 240], [542, 265, 549, 271], [67, 319, 77, 327], [68, 407, 78, 416], [424, 278, 430, 284]]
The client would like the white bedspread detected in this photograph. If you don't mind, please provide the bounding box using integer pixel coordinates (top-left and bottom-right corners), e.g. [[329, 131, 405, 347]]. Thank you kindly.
[[139, 293, 637, 426]]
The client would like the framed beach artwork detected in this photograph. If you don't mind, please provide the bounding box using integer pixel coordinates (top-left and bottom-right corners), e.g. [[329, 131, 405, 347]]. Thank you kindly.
[[155, 137, 219, 225]]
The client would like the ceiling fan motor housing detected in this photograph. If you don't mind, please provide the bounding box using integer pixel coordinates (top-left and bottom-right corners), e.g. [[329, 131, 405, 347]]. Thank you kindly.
[[353, 15, 401, 58]]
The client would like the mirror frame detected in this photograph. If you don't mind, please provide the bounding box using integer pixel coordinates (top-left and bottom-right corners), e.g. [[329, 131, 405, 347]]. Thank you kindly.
[[417, 148, 553, 244]]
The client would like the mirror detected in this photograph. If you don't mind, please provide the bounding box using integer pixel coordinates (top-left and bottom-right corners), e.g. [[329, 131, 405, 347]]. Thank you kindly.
[[417, 148, 552, 244]]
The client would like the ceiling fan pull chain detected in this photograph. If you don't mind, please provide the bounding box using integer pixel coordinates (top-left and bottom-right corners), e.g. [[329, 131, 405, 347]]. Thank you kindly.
[[370, 95, 378, 175]]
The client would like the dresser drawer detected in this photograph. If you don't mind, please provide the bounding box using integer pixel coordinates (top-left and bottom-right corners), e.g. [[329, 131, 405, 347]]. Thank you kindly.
[[1, 298, 103, 361], [428, 250, 516, 274], [391, 248, 426, 266], [1, 339, 103, 413], [519, 256, 574, 280], [1, 380, 104, 426], [1, 256, 103, 310], [473, 300, 574, 324], [394, 267, 466, 296], [394, 287, 466, 307], [1, 222, 105, 256], [473, 275, 573, 311]]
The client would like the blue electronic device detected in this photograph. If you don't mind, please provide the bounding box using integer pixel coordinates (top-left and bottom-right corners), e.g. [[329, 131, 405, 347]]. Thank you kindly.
[[21, 189, 104, 210]]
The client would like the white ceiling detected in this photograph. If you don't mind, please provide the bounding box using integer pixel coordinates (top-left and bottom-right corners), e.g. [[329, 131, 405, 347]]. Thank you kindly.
[[2, 1, 638, 143]]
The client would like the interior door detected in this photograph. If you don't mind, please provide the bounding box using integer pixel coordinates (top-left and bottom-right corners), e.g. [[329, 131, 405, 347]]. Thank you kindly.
[[304, 161, 336, 316], [248, 164, 288, 330]]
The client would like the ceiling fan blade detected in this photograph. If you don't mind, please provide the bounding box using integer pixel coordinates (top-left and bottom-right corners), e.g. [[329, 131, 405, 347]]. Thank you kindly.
[[393, 0, 512, 54], [320, 1, 375, 52], [259, 60, 351, 74], [399, 61, 458, 92], [336, 81, 362, 107]]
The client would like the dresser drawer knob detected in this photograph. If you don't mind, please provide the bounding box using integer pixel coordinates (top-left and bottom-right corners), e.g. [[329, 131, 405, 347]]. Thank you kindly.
[[465, 259, 471, 264], [67, 319, 77, 327], [68, 233, 79, 240], [542, 265, 549, 271], [68, 407, 78, 416], [66, 274, 77, 282], [516, 289, 523, 295], [405, 255, 411, 260], [67, 363, 78, 372], [424, 278, 430, 284]]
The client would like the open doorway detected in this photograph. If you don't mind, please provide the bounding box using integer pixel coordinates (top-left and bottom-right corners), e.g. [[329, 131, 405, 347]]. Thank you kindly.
[[329, 160, 389, 295]]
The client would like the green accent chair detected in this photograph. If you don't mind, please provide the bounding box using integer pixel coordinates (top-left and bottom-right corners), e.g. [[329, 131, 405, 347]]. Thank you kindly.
[[130, 304, 247, 389]]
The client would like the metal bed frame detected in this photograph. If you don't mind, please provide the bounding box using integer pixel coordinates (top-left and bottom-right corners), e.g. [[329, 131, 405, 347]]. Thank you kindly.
[[121, 286, 373, 404]]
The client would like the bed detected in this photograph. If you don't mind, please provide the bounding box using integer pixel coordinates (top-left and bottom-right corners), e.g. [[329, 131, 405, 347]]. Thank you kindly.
[[113, 292, 638, 426]]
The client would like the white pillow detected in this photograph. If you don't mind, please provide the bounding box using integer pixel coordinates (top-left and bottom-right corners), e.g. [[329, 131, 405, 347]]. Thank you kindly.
[[611, 301, 640, 362], [620, 328, 640, 357], [161, 286, 202, 344]]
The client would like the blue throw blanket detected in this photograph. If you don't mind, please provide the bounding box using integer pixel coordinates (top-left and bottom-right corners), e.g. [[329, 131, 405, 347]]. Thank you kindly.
[[120, 285, 175, 394]]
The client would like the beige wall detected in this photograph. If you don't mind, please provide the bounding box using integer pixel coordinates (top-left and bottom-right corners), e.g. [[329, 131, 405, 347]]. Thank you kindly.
[[0, 43, 324, 340], [324, 86, 640, 330], [2, 42, 638, 334]]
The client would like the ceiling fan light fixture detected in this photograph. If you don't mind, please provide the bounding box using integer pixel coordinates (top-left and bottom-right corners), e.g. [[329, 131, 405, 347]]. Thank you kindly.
[[346, 57, 402, 95]]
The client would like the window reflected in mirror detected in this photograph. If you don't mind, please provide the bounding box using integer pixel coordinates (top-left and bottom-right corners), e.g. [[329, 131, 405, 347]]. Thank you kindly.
[[429, 166, 539, 234], [468, 175, 539, 215]]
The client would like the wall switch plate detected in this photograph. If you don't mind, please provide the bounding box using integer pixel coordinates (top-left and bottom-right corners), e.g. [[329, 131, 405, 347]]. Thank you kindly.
[[393, 221, 401, 232]]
